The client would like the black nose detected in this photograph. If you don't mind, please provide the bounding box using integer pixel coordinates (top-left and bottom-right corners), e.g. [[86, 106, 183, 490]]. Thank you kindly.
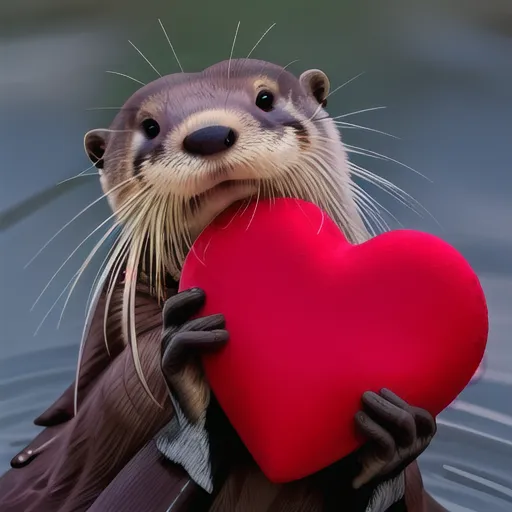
[[183, 125, 238, 156]]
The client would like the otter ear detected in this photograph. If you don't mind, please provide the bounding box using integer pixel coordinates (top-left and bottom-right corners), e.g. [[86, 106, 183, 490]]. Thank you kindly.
[[299, 69, 330, 107], [84, 129, 108, 170]]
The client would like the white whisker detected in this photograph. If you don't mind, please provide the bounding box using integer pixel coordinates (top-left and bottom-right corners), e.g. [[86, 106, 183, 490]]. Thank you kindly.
[[128, 40, 162, 77], [246, 23, 276, 59], [57, 222, 122, 329], [333, 119, 399, 139], [158, 18, 184, 73], [332, 106, 387, 119], [246, 183, 261, 231], [25, 176, 137, 269], [105, 70, 146, 86], [282, 59, 300, 71], [57, 171, 99, 185], [86, 107, 123, 111], [345, 143, 432, 182], [227, 21, 241, 80], [326, 71, 365, 100], [34, 268, 81, 336]]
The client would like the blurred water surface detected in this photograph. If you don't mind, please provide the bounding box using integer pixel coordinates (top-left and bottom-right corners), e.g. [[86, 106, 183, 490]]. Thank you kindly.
[[0, 1, 511, 510]]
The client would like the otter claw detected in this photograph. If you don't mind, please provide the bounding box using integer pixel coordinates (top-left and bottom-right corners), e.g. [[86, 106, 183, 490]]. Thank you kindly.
[[352, 388, 436, 489], [161, 288, 229, 423]]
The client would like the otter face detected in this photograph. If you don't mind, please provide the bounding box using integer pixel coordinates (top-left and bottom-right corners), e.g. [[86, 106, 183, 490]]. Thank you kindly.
[[84, 59, 366, 278]]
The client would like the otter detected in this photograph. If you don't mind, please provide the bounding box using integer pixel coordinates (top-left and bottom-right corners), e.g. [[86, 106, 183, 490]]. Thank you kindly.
[[0, 59, 447, 511]]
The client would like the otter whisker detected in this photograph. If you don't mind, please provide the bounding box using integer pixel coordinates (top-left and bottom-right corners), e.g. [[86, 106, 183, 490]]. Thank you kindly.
[[333, 119, 399, 139], [153, 193, 166, 300], [128, 39, 162, 77], [121, 201, 163, 407], [25, 175, 138, 269], [350, 179, 400, 228], [158, 19, 184, 73], [75, 227, 132, 409], [352, 196, 378, 237], [304, 132, 434, 225], [102, 229, 134, 350], [306, 155, 367, 242], [361, 205, 387, 234], [326, 71, 365, 100], [86, 107, 123, 111], [221, 199, 248, 230], [31, 178, 144, 311], [227, 21, 241, 81], [90, 128, 135, 135], [85, 225, 123, 316], [349, 162, 430, 219], [349, 186, 387, 235], [279, 59, 300, 74], [274, 150, 365, 243], [33, 268, 81, 336], [301, 154, 347, 206], [73, 206, 147, 415], [246, 22, 276, 59], [237, 192, 256, 219], [352, 192, 382, 235], [57, 172, 99, 185], [349, 164, 420, 214], [105, 70, 146, 86], [345, 143, 432, 182], [59, 223, 123, 331], [31, 215, 120, 312], [59, 187, 152, 329], [56, 162, 98, 185], [350, 182, 396, 231], [245, 182, 261, 231], [332, 106, 387, 119], [307, 71, 366, 134], [100, 190, 157, 352]]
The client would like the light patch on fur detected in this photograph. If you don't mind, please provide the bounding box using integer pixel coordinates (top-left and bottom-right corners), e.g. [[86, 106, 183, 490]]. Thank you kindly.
[[130, 130, 146, 153], [156, 408, 214, 493], [365, 472, 406, 512], [253, 77, 280, 96]]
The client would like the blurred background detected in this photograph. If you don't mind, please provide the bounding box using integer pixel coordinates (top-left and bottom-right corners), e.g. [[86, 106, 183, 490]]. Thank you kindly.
[[0, 0, 511, 509]]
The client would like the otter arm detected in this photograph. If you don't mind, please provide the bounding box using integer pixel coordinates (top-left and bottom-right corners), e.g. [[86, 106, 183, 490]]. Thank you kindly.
[[1, 283, 180, 512], [26, 322, 170, 511]]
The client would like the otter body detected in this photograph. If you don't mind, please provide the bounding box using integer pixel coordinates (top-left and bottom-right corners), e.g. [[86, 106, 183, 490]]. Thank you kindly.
[[0, 59, 446, 511]]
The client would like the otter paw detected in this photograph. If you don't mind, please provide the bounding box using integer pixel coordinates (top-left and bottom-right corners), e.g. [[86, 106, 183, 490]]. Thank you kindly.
[[161, 288, 229, 421], [352, 388, 436, 489]]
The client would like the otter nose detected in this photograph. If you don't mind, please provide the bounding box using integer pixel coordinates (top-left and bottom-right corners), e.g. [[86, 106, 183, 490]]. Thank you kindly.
[[183, 125, 237, 156]]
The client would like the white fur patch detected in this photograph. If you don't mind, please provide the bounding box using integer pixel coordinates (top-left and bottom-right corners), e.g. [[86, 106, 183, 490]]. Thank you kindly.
[[130, 131, 145, 153], [156, 397, 214, 493], [365, 472, 406, 512]]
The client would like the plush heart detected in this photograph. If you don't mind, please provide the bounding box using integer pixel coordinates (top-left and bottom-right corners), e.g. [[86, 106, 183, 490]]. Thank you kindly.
[[179, 198, 488, 483]]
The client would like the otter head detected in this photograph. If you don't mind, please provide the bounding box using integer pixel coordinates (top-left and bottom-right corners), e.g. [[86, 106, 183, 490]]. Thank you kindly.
[[84, 59, 367, 283]]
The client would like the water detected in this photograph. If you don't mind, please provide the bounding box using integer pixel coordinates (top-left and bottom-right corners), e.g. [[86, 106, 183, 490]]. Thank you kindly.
[[1, 1, 511, 510]]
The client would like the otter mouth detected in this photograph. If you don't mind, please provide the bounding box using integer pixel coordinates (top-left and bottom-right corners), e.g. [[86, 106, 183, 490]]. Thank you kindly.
[[189, 179, 260, 208]]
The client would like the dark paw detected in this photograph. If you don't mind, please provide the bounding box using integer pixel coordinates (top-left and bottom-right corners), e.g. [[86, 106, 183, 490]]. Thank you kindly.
[[161, 288, 229, 421], [352, 388, 436, 489]]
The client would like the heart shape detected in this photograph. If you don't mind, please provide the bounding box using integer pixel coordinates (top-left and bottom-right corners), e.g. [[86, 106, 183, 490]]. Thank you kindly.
[[179, 198, 488, 483]]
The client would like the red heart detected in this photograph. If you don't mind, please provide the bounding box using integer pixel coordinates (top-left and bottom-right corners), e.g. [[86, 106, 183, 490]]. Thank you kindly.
[[179, 198, 488, 483]]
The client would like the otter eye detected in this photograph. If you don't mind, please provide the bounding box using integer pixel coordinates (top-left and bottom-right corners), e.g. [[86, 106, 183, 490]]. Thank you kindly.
[[256, 90, 274, 112], [141, 118, 160, 139]]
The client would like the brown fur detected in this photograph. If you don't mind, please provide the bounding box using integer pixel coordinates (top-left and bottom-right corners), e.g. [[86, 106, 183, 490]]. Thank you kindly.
[[0, 280, 173, 511]]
